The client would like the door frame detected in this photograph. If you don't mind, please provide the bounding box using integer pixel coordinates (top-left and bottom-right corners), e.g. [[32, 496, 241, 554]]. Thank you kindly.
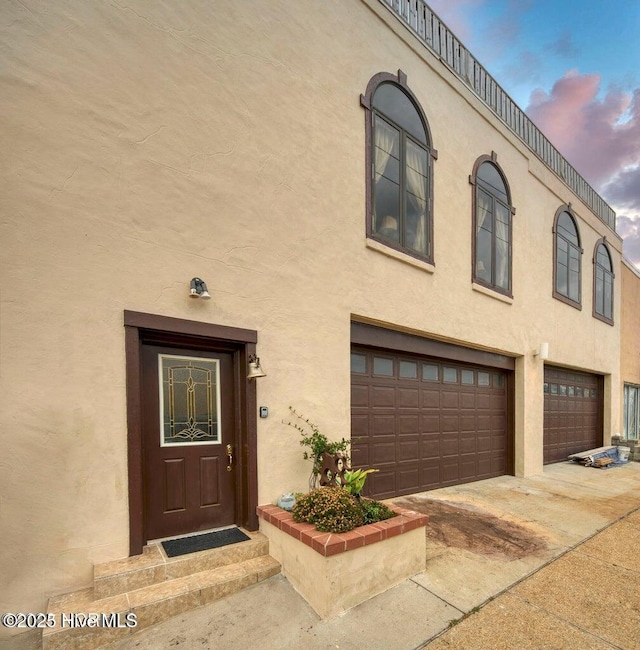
[[125, 310, 259, 556]]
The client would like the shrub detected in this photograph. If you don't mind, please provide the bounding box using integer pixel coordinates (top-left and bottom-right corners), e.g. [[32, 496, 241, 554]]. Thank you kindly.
[[360, 498, 395, 525], [293, 488, 364, 533], [292, 488, 396, 533]]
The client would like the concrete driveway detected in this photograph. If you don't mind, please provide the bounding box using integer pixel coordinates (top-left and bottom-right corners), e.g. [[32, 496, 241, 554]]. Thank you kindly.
[[392, 460, 640, 615], [103, 461, 640, 650]]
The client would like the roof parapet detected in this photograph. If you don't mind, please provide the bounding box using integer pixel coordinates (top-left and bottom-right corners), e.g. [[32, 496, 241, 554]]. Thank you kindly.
[[378, 0, 616, 231]]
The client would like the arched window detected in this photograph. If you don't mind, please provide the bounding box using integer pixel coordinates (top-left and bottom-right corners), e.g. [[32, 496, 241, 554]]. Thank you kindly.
[[553, 206, 582, 308], [361, 71, 435, 262], [593, 240, 614, 324], [470, 154, 514, 296]]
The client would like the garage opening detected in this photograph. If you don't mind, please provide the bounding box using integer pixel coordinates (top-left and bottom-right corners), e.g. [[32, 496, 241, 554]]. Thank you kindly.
[[350, 323, 514, 500], [543, 366, 603, 464]]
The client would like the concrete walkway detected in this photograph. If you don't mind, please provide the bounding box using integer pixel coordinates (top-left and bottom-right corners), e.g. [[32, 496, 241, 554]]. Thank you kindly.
[[103, 462, 640, 650]]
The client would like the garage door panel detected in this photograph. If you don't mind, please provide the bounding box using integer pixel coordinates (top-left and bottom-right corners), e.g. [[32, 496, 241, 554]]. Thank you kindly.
[[477, 414, 492, 431], [490, 394, 506, 409], [370, 471, 396, 499], [421, 437, 440, 459], [372, 415, 395, 436], [441, 415, 459, 432], [441, 392, 459, 408], [352, 444, 369, 465], [421, 414, 441, 433], [460, 435, 476, 454], [399, 440, 419, 461], [351, 384, 369, 407], [476, 393, 492, 410], [398, 388, 419, 408], [492, 455, 506, 473], [441, 462, 459, 483], [372, 386, 396, 408], [352, 346, 510, 496], [460, 459, 477, 479], [477, 456, 492, 475], [441, 436, 459, 456], [460, 392, 476, 409], [398, 414, 419, 434], [351, 414, 369, 437], [371, 442, 396, 463], [421, 389, 440, 408], [492, 414, 506, 430], [460, 415, 476, 432], [398, 468, 420, 492], [544, 366, 602, 464]]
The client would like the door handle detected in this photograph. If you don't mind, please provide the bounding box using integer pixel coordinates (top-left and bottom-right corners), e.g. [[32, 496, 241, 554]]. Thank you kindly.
[[226, 444, 233, 472]]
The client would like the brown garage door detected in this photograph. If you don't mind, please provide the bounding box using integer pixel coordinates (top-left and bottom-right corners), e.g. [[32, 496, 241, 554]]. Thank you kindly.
[[543, 366, 602, 464], [351, 347, 510, 500]]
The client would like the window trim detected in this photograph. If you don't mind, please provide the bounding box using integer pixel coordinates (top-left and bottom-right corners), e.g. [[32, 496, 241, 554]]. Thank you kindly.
[[470, 152, 515, 298], [592, 238, 614, 325], [552, 204, 582, 310], [361, 70, 437, 265], [623, 383, 640, 439]]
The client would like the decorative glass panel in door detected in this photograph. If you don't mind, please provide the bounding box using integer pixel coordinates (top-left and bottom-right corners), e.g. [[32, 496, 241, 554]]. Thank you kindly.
[[159, 355, 221, 446]]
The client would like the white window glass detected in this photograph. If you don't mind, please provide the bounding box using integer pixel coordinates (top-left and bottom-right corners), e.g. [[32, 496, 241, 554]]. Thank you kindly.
[[443, 367, 457, 383], [423, 364, 439, 381], [399, 360, 418, 379], [461, 369, 474, 385], [351, 353, 367, 374], [624, 384, 639, 439], [373, 357, 394, 376]]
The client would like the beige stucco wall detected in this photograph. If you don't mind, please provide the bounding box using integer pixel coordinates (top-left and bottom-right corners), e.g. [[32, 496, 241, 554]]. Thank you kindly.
[[0, 0, 624, 625], [621, 260, 640, 428], [261, 518, 426, 619]]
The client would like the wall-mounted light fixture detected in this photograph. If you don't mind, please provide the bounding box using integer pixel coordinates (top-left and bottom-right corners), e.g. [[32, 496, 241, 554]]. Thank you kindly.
[[533, 342, 549, 360], [189, 277, 211, 300], [247, 354, 266, 380]]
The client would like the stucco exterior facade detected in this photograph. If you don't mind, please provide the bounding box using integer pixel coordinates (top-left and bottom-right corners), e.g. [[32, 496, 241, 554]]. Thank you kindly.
[[621, 261, 640, 386], [621, 259, 640, 436], [0, 0, 628, 635]]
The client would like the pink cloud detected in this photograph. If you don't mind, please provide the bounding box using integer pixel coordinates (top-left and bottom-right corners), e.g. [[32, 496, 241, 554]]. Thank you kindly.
[[603, 166, 640, 213], [617, 215, 640, 269], [526, 72, 640, 187], [526, 72, 640, 270]]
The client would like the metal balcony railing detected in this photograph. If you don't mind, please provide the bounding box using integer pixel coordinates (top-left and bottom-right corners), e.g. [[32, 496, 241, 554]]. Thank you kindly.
[[379, 0, 616, 230]]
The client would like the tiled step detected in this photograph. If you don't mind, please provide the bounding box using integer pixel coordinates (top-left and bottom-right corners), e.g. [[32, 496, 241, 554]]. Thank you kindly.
[[42, 533, 280, 650], [93, 530, 269, 599]]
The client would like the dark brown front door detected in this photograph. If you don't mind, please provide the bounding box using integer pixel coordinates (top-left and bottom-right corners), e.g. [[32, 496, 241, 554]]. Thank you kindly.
[[142, 344, 236, 540]]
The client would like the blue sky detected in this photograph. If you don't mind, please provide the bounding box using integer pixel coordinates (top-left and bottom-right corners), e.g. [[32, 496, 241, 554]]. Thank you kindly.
[[428, 0, 640, 268]]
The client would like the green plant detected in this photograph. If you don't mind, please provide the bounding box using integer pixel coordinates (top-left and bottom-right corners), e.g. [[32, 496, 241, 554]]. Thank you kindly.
[[284, 407, 350, 480], [342, 468, 378, 497], [292, 488, 364, 533], [359, 498, 395, 525], [291, 488, 395, 533]]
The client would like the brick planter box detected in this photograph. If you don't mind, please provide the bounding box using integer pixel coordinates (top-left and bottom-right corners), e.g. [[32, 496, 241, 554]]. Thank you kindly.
[[257, 504, 428, 619]]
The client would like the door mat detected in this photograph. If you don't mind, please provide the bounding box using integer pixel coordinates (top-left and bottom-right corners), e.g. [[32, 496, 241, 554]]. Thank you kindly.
[[161, 527, 251, 558]]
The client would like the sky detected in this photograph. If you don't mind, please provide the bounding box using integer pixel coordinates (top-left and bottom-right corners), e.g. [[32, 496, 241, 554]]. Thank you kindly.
[[426, 0, 640, 270]]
